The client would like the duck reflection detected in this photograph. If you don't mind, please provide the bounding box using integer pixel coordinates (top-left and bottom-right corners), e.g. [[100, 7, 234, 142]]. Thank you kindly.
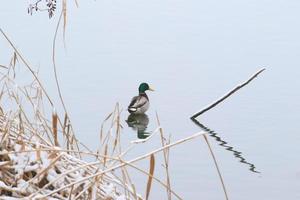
[[126, 113, 151, 139]]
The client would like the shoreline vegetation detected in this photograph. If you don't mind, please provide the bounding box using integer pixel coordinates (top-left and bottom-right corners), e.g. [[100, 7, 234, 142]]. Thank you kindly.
[[0, 29, 206, 199], [0, 4, 265, 197], [0, 54, 205, 199]]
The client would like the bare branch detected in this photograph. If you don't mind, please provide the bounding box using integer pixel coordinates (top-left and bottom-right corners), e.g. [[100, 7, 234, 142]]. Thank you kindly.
[[191, 68, 266, 119]]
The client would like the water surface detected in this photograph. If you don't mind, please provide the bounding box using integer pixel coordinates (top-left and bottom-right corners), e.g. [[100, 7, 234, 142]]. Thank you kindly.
[[1, 1, 300, 199]]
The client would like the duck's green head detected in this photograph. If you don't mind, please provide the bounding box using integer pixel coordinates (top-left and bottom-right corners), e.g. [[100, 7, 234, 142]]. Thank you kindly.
[[139, 83, 154, 94]]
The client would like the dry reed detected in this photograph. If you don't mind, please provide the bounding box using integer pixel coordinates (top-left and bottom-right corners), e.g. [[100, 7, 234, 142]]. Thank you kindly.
[[0, 19, 241, 199], [0, 46, 208, 199]]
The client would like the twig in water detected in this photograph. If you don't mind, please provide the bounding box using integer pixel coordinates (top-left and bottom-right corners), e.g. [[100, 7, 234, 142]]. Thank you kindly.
[[191, 68, 265, 119]]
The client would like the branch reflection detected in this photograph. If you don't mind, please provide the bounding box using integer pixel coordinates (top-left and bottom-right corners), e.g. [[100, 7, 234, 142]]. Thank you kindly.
[[191, 118, 260, 173]]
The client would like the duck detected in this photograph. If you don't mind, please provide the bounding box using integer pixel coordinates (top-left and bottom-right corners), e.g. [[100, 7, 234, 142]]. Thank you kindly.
[[128, 83, 154, 114]]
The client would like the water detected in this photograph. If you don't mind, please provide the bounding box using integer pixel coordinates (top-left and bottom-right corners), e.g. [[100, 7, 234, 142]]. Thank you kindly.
[[1, 1, 300, 199]]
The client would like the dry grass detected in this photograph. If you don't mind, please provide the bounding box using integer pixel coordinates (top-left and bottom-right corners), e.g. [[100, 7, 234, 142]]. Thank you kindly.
[[0, 36, 198, 200], [0, 26, 232, 199], [0, 71, 205, 199]]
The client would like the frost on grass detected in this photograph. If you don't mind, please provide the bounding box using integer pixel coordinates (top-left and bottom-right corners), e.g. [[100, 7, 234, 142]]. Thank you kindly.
[[0, 48, 205, 200], [0, 125, 127, 199], [0, 69, 135, 199]]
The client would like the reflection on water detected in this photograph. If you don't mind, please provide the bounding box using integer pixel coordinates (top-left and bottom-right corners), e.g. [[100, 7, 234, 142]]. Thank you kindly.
[[126, 113, 151, 139], [191, 118, 260, 173]]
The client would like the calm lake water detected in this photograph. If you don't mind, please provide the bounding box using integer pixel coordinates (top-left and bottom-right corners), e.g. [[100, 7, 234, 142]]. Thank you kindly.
[[1, 1, 300, 199]]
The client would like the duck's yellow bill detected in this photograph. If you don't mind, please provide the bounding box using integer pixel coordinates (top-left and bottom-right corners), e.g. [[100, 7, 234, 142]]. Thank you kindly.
[[149, 87, 155, 91]]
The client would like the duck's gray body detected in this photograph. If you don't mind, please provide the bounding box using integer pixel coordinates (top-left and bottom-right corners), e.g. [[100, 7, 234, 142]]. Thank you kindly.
[[128, 93, 149, 114]]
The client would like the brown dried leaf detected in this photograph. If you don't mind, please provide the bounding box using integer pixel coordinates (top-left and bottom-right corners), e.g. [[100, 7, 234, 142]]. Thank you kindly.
[[146, 154, 155, 200], [52, 111, 59, 146]]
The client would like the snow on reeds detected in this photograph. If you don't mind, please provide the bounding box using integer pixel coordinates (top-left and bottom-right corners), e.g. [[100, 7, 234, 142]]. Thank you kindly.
[[0, 68, 134, 199], [0, 30, 208, 199], [0, 68, 205, 199]]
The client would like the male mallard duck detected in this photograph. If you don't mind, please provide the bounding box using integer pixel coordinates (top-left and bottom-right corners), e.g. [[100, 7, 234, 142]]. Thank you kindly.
[[128, 83, 154, 114]]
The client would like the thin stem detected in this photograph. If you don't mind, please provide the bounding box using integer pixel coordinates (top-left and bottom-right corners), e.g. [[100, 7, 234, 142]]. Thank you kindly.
[[203, 135, 229, 200]]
